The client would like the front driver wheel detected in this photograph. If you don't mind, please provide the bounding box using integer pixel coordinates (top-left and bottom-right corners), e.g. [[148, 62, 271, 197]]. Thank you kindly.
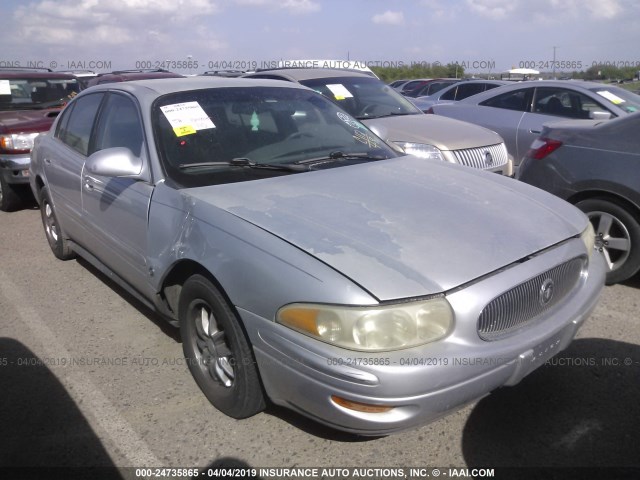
[[179, 274, 265, 418], [575, 198, 640, 284]]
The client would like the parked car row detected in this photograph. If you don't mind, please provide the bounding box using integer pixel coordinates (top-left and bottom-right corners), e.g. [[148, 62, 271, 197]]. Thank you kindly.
[[28, 76, 605, 435], [417, 79, 640, 285], [425, 80, 640, 168], [242, 68, 511, 175], [4, 65, 639, 288], [0, 66, 514, 212]]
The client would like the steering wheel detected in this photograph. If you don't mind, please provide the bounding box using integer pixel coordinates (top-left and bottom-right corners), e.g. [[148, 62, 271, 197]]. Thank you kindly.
[[358, 104, 379, 117]]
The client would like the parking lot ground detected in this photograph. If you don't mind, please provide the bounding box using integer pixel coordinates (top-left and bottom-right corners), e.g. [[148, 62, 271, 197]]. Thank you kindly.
[[1, 207, 639, 479]]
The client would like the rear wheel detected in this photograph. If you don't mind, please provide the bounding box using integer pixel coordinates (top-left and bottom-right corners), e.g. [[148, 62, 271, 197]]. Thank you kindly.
[[39, 187, 75, 260], [179, 274, 265, 418], [575, 198, 640, 284]]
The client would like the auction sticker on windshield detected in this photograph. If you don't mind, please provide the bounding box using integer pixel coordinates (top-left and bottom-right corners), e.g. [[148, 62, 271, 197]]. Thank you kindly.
[[0, 80, 11, 95], [326, 84, 353, 101], [160, 101, 215, 137], [597, 90, 625, 105]]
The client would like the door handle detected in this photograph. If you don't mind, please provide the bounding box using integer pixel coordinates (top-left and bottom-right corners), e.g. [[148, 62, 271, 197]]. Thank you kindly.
[[529, 129, 541, 134], [83, 177, 94, 191]]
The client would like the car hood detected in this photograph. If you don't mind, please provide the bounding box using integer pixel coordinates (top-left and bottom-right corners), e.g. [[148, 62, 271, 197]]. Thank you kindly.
[[362, 114, 502, 151], [187, 156, 586, 301], [0, 109, 60, 134]]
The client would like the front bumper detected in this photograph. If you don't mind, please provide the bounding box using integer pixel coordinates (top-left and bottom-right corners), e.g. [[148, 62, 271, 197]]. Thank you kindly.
[[0, 153, 31, 185], [240, 239, 606, 435]]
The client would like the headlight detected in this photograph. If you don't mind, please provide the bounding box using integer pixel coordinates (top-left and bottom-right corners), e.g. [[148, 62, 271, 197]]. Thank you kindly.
[[277, 297, 453, 351], [393, 142, 444, 161], [0, 133, 40, 153], [580, 221, 595, 259]]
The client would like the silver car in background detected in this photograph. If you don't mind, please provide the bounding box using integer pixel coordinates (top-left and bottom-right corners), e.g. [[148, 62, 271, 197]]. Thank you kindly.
[[427, 80, 640, 170], [412, 79, 508, 112], [30, 77, 604, 435], [244, 69, 512, 175]]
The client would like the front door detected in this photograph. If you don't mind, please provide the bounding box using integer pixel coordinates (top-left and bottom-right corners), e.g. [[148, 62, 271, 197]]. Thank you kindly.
[[81, 92, 153, 292]]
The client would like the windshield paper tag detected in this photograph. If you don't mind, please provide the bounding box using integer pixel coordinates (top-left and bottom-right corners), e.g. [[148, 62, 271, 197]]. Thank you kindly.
[[0, 80, 11, 95], [160, 102, 215, 137], [597, 90, 625, 105], [326, 84, 353, 101]]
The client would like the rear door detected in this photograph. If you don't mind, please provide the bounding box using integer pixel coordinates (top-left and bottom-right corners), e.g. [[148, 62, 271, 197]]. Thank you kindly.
[[476, 87, 533, 163], [45, 92, 105, 241]]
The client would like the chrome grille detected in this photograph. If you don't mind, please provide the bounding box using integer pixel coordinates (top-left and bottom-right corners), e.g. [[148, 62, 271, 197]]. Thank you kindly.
[[477, 257, 586, 341], [452, 143, 509, 170]]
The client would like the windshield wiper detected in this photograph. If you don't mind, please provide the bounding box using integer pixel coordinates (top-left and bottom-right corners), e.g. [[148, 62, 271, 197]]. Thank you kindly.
[[294, 150, 388, 166], [178, 157, 308, 172]]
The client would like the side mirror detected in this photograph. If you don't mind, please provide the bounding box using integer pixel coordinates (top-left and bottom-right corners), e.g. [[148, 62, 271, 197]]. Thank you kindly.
[[590, 110, 612, 120], [85, 147, 143, 178]]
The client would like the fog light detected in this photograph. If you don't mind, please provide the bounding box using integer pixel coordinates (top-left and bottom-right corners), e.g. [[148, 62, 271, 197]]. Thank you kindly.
[[331, 395, 394, 413]]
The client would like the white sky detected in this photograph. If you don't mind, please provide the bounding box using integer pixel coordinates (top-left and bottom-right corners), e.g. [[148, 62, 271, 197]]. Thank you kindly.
[[1, 0, 639, 74]]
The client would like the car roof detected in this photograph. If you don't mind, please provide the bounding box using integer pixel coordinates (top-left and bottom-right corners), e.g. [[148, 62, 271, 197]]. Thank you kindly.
[[451, 79, 508, 84], [79, 76, 309, 97], [244, 68, 373, 82], [457, 79, 625, 104], [0, 69, 77, 80], [85, 69, 184, 87]]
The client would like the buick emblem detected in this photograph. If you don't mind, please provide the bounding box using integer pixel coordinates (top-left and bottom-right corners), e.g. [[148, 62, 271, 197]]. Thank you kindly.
[[484, 151, 494, 166], [539, 278, 555, 306]]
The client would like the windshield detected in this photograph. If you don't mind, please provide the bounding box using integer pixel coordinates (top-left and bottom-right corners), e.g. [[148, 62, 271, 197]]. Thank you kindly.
[[589, 85, 640, 114], [153, 86, 398, 188], [298, 76, 422, 120], [0, 77, 80, 109]]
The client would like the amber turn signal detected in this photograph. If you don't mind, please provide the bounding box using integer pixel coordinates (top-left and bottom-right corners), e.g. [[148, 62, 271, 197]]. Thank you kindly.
[[331, 395, 394, 413]]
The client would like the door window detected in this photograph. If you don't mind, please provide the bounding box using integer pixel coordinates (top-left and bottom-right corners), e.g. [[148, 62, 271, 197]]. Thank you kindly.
[[56, 93, 104, 155], [481, 88, 532, 112], [533, 87, 610, 119], [454, 83, 485, 100], [94, 93, 144, 157]]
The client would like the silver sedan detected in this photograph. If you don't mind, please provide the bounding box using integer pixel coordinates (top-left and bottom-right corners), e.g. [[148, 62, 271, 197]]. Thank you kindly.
[[427, 80, 640, 169], [411, 80, 509, 112], [30, 77, 604, 435]]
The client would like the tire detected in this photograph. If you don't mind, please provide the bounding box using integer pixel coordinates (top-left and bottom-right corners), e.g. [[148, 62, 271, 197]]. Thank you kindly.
[[179, 274, 265, 418], [575, 198, 640, 284], [0, 175, 23, 212], [39, 187, 75, 260]]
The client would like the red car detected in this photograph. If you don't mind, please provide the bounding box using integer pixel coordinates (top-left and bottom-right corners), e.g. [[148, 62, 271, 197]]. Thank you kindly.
[[84, 69, 184, 87], [0, 68, 80, 211]]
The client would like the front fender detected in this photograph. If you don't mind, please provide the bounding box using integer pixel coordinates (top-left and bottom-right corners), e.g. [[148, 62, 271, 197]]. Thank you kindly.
[[147, 183, 377, 322]]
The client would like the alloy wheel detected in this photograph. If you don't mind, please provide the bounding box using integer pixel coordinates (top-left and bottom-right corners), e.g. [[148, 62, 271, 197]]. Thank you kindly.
[[589, 210, 631, 272], [193, 303, 235, 388]]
